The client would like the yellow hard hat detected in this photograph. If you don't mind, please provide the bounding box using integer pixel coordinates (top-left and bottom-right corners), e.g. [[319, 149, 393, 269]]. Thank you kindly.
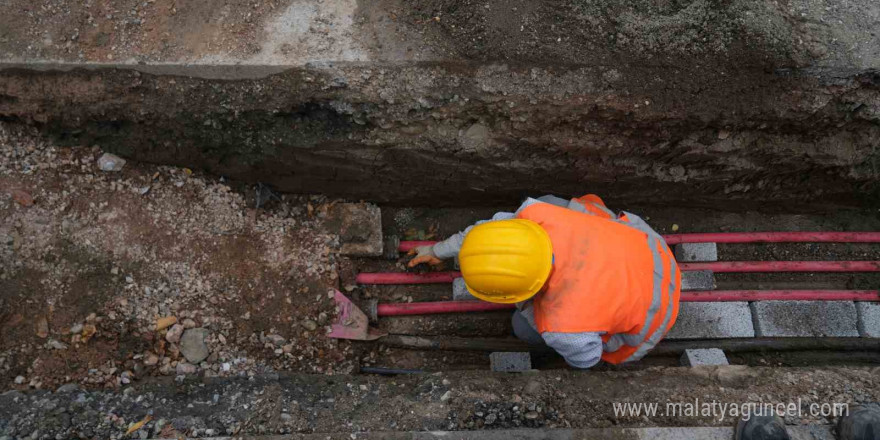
[[459, 219, 554, 304]]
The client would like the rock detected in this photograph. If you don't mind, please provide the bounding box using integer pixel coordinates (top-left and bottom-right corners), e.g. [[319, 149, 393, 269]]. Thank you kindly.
[[81, 324, 97, 342], [301, 320, 318, 331], [440, 391, 452, 402], [165, 324, 184, 344], [265, 334, 286, 347], [47, 339, 68, 350], [155, 316, 177, 331], [179, 328, 210, 363], [282, 344, 294, 354], [525, 411, 539, 420], [35, 316, 49, 338], [97, 153, 126, 172], [69, 323, 83, 334], [325, 203, 383, 257], [484, 413, 497, 425], [14, 375, 25, 384], [176, 362, 198, 375], [10, 188, 35, 207], [181, 318, 197, 329], [55, 383, 79, 393]]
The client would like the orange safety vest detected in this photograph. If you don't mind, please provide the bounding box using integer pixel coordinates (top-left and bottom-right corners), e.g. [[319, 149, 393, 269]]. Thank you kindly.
[[516, 195, 681, 364]]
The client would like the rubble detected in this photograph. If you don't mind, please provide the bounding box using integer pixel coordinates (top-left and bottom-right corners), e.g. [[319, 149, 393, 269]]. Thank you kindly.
[[179, 328, 211, 364]]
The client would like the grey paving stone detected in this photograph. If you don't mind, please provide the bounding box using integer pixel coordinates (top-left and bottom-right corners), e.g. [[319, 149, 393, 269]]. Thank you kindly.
[[751, 301, 859, 337], [666, 302, 755, 340], [490, 352, 531, 372], [674, 242, 718, 262], [681, 270, 715, 291], [452, 277, 477, 301], [680, 348, 729, 366], [857, 302, 880, 337]]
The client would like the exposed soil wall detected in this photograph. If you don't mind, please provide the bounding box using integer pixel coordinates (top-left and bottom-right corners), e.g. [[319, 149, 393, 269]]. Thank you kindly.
[[2, 62, 878, 209]]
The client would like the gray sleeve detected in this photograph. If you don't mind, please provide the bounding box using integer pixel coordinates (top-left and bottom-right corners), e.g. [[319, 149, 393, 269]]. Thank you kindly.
[[431, 211, 516, 259], [542, 332, 603, 369]]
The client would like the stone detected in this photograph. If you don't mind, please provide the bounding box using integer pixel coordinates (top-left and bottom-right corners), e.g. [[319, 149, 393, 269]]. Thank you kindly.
[[751, 301, 859, 337], [143, 353, 159, 366], [35, 316, 49, 338], [666, 302, 754, 339], [165, 324, 184, 344], [490, 352, 532, 373], [324, 203, 383, 257], [179, 328, 210, 363], [440, 391, 452, 402], [264, 334, 286, 346], [69, 323, 83, 334], [55, 383, 79, 393], [97, 153, 126, 172], [674, 243, 718, 262], [14, 376, 25, 384], [680, 270, 715, 291], [680, 348, 729, 366], [301, 320, 318, 331], [452, 277, 477, 301], [176, 362, 198, 375], [857, 302, 880, 337]]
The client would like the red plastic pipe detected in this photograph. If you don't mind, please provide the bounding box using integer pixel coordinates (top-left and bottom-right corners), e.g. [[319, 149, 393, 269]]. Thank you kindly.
[[357, 259, 880, 285], [357, 272, 460, 284], [663, 231, 880, 245], [682, 290, 880, 302], [398, 231, 880, 251], [680, 261, 880, 273], [377, 301, 515, 316], [375, 290, 880, 316]]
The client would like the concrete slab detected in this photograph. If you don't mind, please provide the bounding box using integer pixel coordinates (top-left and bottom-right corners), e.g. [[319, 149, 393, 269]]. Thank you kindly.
[[857, 302, 880, 338], [490, 352, 531, 372], [324, 203, 383, 257], [751, 301, 859, 337], [675, 243, 718, 262], [681, 348, 729, 366], [666, 302, 755, 340], [681, 270, 715, 291], [452, 278, 477, 301]]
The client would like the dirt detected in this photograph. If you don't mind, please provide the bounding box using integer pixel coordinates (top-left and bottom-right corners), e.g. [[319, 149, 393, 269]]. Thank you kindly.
[[1, 366, 879, 437], [0, 122, 354, 391]]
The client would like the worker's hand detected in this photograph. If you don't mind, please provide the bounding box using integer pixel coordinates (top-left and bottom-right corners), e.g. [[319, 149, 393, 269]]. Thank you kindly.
[[407, 245, 443, 268]]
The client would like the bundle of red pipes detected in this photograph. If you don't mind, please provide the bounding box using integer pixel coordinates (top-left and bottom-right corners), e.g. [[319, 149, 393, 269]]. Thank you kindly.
[[361, 231, 880, 317]]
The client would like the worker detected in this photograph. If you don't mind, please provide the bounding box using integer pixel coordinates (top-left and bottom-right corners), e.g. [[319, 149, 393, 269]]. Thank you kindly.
[[408, 194, 680, 369]]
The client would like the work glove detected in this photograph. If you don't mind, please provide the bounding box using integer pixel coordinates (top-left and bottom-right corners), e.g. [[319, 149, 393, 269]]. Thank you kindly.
[[407, 245, 443, 268]]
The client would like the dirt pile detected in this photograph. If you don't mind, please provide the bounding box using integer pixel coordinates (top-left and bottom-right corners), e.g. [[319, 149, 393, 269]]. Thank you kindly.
[[0, 123, 358, 391]]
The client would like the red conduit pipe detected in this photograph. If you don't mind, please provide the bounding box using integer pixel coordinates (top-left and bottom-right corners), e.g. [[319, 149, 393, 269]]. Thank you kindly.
[[375, 290, 880, 316], [356, 260, 880, 285], [680, 261, 880, 273], [398, 231, 880, 251], [357, 272, 461, 284]]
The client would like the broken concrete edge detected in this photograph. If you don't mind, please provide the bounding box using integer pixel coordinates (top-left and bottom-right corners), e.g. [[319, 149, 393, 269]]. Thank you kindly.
[[142, 425, 836, 440], [675, 242, 718, 262], [681, 348, 729, 367]]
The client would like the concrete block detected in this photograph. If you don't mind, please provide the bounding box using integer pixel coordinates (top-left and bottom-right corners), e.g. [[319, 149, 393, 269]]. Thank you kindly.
[[680, 270, 715, 291], [680, 348, 729, 366], [674, 242, 718, 262], [666, 302, 755, 340], [490, 352, 531, 372], [452, 277, 477, 301], [857, 302, 880, 337], [751, 301, 859, 337], [324, 203, 383, 257]]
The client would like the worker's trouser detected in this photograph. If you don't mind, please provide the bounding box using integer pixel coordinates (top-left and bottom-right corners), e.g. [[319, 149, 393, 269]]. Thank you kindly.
[[512, 310, 546, 346]]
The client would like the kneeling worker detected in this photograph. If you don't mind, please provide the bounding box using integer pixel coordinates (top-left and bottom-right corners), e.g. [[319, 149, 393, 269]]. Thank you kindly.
[[408, 194, 681, 369]]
